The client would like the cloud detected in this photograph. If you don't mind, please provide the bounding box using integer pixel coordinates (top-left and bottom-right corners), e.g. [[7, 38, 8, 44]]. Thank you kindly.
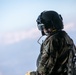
[[0, 22, 75, 45], [0, 28, 40, 45], [64, 22, 76, 31]]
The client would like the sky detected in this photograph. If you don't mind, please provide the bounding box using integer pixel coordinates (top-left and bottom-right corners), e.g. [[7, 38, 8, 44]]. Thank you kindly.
[[0, 0, 76, 75]]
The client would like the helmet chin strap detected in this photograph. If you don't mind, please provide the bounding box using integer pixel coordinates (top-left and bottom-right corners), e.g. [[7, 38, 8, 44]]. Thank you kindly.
[[37, 29, 57, 45], [37, 34, 49, 45], [37, 35, 43, 45]]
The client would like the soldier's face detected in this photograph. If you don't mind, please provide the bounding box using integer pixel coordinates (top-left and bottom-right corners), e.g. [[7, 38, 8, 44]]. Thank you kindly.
[[43, 28, 52, 35], [43, 28, 47, 33]]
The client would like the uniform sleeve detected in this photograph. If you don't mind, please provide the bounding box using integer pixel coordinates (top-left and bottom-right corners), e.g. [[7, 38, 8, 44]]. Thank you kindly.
[[37, 43, 49, 75], [46, 38, 60, 74], [36, 37, 60, 75]]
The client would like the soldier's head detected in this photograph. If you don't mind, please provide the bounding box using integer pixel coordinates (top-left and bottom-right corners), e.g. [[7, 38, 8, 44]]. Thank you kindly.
[[36, 10, 64, 35]]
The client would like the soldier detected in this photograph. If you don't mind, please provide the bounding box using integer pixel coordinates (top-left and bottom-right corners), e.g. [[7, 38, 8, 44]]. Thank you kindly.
[[26, 10, 75, 75]]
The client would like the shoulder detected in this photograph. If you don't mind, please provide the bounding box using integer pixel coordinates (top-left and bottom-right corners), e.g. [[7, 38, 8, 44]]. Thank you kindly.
[[48, 30, 70, 45], [54, 30, 67, 38], [48, 30, 67, 41], [51, 30, 70, 40]]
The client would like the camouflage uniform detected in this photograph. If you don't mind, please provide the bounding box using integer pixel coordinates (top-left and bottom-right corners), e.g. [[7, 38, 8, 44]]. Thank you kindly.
[[36, 30, 74, 75]]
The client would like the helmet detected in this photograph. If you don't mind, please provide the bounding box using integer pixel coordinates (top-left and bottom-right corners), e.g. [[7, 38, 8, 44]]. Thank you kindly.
[[36, 10, 64, 35]]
